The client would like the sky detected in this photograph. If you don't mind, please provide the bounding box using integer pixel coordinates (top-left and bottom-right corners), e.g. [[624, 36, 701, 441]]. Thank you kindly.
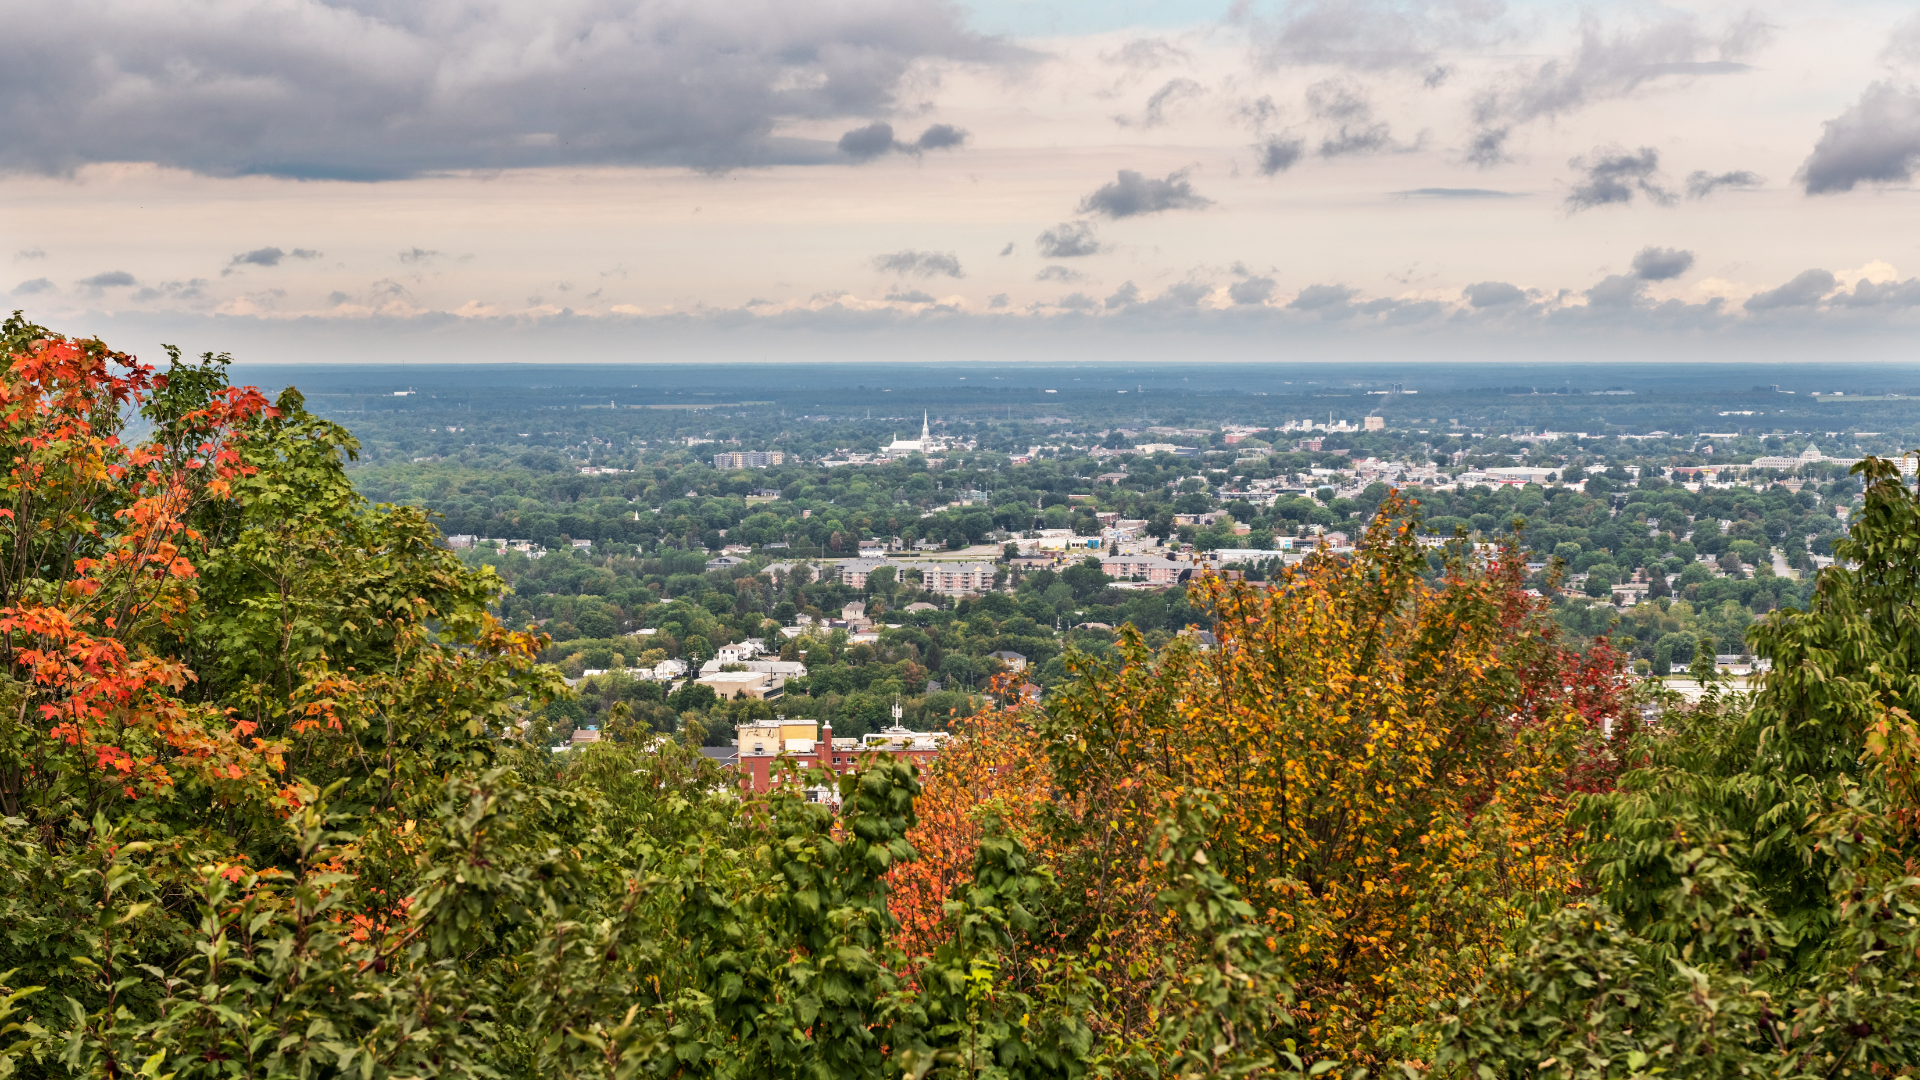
[[5, 0, 1920, 365]]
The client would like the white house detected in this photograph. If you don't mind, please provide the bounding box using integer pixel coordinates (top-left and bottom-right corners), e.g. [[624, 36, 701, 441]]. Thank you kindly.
[[716, 641, 764, 664]]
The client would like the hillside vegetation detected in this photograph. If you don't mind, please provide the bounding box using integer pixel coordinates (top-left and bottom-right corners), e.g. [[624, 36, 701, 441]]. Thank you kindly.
[[4, 316, 1920, 1078]]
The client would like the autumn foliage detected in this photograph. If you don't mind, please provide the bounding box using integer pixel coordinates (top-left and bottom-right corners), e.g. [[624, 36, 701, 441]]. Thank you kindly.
[[21, 313, 1920, 1079], [890, 495, 1633, 1067], [887, 700, 1057, 962], [0, 330, 287, 808], [0, 316, 570, 1076]]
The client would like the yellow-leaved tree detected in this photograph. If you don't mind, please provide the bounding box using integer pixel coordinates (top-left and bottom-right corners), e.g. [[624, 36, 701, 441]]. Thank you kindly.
[[896, 495, 1632, 1068]]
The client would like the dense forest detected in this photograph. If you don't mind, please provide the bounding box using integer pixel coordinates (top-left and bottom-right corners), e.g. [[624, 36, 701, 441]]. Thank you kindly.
[[8, 316, 1920, 1079]]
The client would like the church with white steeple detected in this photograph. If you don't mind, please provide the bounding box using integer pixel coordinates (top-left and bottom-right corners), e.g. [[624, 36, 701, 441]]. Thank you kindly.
[[884, 411, 940, 456]]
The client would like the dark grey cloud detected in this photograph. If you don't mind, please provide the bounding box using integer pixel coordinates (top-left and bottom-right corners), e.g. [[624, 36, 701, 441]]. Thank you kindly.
[[1320, 124, 1395, 157], [1565, 146, 1675, 211], [1744, 269, 1836, 311], [1248, 0, 1510, 71], [1798, 82, 1920, 195], [1289, 283, 1355, 310], [1117, 78, 1204, 128], [132, 278, 211, 303], [1235, 95, 1281, 132], [1630, 246, 1693, 281], [1685, 169, 1762, 198], [1036, 265, 1086, 283], [1831, 277, 1920, 307], [1469, 14, 1769, 154], [1463, 280, 1525, 307], [1229, 276, 1277, 305], [1078, 169, 1212, 218], [1159, 282, 1212, 306], [885, 289, 937, 303], [1254, 135, 1305, 176], [12, 278, 54, 296], [872, 250, 964, 278], [988, 293, 1010, 308], [1036, 222, 1101, 258], [399, 248, 442, 264], [1391, 186, 1520, 198], [1106, 280, 1215, 313], [228, 246, 322, 270], [232, 247, 286, 267], [1464, 126, 1511, 166], [1306, 77, 1370, 121], [15, 248, 47, 260], [79, 270, 137, 289], [1585, 274, 1643, 307], [838, 122, 900, 160], [837, 121, 971, 160], [915, 123, 967, 151], [1306, 78, 1401, 157], [1584, 249, 1691, 306], [998, 242, 1014, 256], [1829, 277, 1920, 307], [1, 0, 1002, 177], [1054, 293, 1098, 311]]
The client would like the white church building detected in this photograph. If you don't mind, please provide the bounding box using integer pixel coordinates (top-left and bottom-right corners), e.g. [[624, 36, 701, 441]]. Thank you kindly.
[[883, 412, 943, 458]]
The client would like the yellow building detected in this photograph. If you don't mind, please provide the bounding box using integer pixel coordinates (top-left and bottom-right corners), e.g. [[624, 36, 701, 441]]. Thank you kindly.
[[736, 719, 821, 756]]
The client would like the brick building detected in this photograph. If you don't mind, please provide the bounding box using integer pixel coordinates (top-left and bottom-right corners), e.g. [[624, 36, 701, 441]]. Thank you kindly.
[[734, 719, 950, 805]]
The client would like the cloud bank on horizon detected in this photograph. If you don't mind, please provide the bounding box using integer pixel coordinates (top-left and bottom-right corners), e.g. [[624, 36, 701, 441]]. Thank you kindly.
[[6, 0, 1920, 361]]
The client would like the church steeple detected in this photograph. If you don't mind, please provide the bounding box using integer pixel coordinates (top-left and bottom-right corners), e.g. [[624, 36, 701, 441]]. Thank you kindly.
[[921, 411, 929, 442]]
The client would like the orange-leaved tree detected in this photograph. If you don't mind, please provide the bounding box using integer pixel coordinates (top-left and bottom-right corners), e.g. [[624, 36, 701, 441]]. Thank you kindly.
[[0, 317, 572, 1076], [0, 318, 285, 812], [887, 694, 1058, 963]]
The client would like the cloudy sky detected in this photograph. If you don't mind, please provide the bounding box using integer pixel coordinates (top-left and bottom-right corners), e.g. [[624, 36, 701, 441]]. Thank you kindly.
[[5, 0, 1920, 364]]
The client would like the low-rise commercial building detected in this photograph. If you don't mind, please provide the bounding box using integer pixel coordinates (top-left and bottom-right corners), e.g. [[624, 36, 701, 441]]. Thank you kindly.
[[698, 658, 808, 678], [1205, 548, 1304, 566], [695, 670, 786, 701]]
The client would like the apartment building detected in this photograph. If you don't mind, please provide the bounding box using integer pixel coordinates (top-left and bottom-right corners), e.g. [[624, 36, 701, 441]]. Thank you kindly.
[[1099, 555, 1192, 584], [921, 561, 996, 595], [835, 557, 891, 588], [712, 450, 786, 469]]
